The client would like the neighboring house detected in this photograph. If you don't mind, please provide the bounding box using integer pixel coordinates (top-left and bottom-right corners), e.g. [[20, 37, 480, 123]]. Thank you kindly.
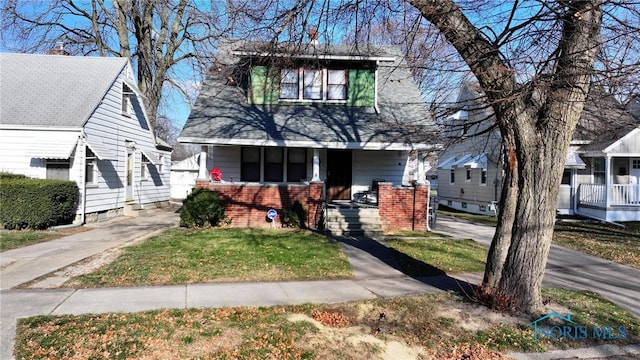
[[437, 81, 640, 222], [0, 52, 171, 223], [178, 40, 440, 232], [170, 153, 201, 201]]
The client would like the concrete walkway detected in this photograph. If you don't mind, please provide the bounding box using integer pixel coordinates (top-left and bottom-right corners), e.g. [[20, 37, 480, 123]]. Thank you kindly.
[[1, 209, 638, 359], [434, 216, 640, 319]]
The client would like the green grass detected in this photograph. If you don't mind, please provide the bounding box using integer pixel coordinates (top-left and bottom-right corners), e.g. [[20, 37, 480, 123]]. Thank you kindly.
[[553, 221, 640, 269], [14, 290, 639, 359], [67, 228, 352, 287], [0, 230, 61, 251], [437, 206, 499, 225], [386, 234, 488, 276], [438, 206, 640, 269]]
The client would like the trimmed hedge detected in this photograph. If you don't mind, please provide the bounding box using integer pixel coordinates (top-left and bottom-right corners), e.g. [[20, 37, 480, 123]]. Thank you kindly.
[[180, 187, 225, 228], [0, 177, 79, 230]]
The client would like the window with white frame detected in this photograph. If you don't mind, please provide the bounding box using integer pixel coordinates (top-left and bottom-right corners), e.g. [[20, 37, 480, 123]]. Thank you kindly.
[[279, 68, 347, 101], [264, 148, 284, 182], [303, 69, 323, 100], [593, 158, 605, 184], [86, 148, 97, 185], [481, 168, 487, 185], [287, 148, 307, 182], [122, 83, 132, 116], [279, 69, 299, 99], [240, 147, 308, 183], [241, 147, 260, 182], [327, 70, 347, 100], [140, 154, 150, 180], [450, 169, 455, 184], [465, 168, 471, 182], [158, 155, 164, 174]]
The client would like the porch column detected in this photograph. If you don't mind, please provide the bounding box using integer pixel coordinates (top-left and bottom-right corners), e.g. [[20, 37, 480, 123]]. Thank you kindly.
[[605, 155, 611, 208], [197, 146, 208, 180], [311, 148, 321, 182], [416, 151, 426, 184]]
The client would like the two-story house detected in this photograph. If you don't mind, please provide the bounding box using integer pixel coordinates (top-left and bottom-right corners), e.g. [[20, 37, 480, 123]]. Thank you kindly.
[[178, 40, 440, 233], [437, 81, 640, 222]]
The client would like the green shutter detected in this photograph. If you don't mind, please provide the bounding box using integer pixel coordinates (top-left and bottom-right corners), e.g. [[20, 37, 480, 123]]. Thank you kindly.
[[347, 69, 375, 106], [249, 66, 279, 104]]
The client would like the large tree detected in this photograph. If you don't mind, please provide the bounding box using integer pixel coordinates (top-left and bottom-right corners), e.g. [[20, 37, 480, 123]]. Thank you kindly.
[[0, 0, 222, 134], [273, 0, 637, 313]]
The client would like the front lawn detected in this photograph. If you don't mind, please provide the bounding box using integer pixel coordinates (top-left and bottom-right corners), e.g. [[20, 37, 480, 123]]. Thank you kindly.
[[386, 234, 488, 276], [0, 227, 89, 252], [553, 221, 640, 269], [438, 207, 640, 269], [15, 289, 640, 359], [66, 228, 352, 287]]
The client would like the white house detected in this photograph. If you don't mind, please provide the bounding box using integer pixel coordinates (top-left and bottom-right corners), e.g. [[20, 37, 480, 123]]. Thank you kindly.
[[0, 52, 171, 223], [437, 82, 640, 222]]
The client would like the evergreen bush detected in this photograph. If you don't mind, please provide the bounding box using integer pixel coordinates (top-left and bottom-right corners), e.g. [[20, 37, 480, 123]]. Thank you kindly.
[[0, 177, 78, 230], [179, 188, 225, 228]]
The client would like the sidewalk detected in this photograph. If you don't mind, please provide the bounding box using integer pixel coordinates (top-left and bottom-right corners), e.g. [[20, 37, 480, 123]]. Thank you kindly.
[[1, 209, 638, 359]]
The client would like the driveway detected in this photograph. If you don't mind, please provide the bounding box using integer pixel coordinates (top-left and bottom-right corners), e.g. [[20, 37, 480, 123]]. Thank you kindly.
[[434, 215, 640, 319]]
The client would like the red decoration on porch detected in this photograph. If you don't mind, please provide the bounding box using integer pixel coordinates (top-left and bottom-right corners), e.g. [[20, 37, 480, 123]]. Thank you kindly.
[[210, 167, 222, 182]]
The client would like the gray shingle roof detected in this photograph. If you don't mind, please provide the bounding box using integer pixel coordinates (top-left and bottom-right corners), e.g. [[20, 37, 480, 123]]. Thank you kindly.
[[0, 53, 127, 127], [575, 90, 639, 152], [179, 41, 438, 150]]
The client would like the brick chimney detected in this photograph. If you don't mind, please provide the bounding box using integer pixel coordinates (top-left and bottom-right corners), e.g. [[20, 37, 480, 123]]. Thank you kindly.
[[48, 41, 69, 55], [308, 28, 319, 45]]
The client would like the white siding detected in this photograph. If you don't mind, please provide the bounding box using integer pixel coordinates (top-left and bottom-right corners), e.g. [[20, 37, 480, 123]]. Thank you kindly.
[[82, 67, 170, 213], [352, 150, 407, 194]]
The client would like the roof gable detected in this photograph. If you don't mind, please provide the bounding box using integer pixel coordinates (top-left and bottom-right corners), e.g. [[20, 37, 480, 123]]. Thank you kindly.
[[179, 41, 438, 150], [0, 53, 128, 128]]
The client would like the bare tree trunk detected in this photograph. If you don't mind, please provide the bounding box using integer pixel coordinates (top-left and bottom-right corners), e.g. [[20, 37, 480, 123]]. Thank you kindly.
[[410, 0, 603, 314], [482, 133, 517, 291]]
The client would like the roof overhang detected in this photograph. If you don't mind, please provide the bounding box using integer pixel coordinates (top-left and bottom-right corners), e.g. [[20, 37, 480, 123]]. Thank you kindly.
[[25, 130, 81, 159], [83, 134, 116, 160], [123, 78, 147, 99], [177, 136, 437, 151], [463, 153, 488, 169], [565, 151, 586, 169], [138, 145, 160, 164], [232, 50, 395, 62]]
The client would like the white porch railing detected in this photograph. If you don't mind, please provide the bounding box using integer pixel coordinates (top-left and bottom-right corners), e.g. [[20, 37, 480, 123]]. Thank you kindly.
[[610, 184, 640, 205], [578, 184, 640, 206]]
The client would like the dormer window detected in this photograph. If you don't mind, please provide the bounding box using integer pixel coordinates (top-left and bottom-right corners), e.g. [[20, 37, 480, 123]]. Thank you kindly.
[[279, 68, 347, 102]]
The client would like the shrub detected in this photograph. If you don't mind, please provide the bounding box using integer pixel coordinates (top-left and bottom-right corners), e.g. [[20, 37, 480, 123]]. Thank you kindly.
[[0, 177, 79, 230], [180, 188, 225, 228], [281, 201, 307, 228]]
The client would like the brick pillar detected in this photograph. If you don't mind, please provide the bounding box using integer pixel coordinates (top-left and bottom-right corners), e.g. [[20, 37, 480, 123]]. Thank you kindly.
[[413, 183, 430, 231], [195, 179, 210, 188], [307, 182, 324, 230]]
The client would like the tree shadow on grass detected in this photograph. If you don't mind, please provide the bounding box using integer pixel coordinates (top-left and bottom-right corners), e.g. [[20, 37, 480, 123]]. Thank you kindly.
[[334, 235, 476, 294]]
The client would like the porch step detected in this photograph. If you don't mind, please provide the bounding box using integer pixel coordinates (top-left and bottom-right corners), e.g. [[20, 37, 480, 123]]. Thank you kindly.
[[324, 207, 383, 238], [124, 203, 148, 217]]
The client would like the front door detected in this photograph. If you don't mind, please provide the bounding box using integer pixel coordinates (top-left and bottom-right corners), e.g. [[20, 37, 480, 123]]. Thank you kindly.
[[326, 150, 352, 200]]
